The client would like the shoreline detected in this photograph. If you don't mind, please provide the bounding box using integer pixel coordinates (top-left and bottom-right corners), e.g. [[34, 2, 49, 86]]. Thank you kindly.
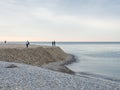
[[0, 61, 119, 90], [42, 54, 76, 74]]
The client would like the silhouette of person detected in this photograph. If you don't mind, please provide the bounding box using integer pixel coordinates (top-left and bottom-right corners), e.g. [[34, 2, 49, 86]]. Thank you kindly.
[[52, 41, 53, 46], [4, 40, 6, 44], [53, 40, 56, 46], [26, 41, 30, 48], [52, 40, 56, 46]]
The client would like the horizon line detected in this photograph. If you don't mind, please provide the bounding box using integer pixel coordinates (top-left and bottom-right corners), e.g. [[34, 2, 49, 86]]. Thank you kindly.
[[1, 41, 120, 43]]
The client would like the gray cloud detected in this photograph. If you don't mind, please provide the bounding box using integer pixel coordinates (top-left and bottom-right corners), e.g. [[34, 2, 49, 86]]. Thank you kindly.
[[0, 0, 120, 41]]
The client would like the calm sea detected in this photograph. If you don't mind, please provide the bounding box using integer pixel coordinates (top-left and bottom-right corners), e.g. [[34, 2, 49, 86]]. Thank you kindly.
[[10, 42, 120, 78]]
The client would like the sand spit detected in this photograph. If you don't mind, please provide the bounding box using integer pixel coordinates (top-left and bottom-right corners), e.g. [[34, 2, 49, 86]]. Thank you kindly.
[[0, 44, 68, 66], [0, 44, 74, 73]]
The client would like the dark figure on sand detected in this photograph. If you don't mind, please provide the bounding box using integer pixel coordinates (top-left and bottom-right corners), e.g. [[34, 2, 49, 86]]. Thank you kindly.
[[52, 41, 56, 46], [26, 41, 30, 48], [52, 41, 53, 46], [4, 40, 6, 44]]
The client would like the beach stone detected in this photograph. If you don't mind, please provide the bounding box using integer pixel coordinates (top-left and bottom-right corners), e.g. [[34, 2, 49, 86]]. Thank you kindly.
[[5, 64, 18, 68]]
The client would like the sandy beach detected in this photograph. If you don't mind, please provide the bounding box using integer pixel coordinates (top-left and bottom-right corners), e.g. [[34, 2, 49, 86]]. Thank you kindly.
[[0, 44, 120, 90], [0, 44, 74, 73]]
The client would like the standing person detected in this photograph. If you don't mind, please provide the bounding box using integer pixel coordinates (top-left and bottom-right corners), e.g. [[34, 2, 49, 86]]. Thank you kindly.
[[26, 40, 30, 48], [4, 40, 6, 44], [52, 41, 53, 46], [53, 40, 56, 46]]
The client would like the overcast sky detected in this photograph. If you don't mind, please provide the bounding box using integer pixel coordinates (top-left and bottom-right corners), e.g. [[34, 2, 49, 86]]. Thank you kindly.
[[0, 0, 120, 41]]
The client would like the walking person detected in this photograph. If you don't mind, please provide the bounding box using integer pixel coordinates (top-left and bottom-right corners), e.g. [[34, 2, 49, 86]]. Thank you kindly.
[[26, 40, 30, 48]]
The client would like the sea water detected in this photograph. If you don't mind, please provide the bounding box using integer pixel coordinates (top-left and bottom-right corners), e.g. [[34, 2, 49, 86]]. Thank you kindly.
[[12, 42, 120, 78], [59, 42, 120, 79]]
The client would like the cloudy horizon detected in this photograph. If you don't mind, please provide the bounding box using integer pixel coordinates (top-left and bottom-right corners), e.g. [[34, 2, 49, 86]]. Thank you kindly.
[[0, 0, 120, 41]]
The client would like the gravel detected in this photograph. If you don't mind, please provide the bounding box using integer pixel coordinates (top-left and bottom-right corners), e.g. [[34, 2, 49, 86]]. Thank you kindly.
[[0, 61, 120, 90]]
